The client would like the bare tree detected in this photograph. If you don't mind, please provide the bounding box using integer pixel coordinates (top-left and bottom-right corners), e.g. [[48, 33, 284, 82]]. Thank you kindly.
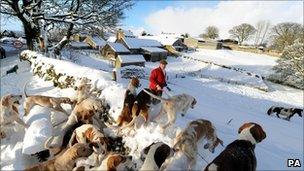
[[1, 0, 133, 56], [229, 23, 256, 45], [254, 20, 271, 46], [200, 26, 219, 40], [270, 22, 303, 52], [181, 33, 190, 38], [141, 31, 147, 36], [0, 0, 42, 50]]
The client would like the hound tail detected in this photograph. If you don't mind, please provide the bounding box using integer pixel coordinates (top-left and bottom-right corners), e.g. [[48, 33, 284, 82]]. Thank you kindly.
[[23, 81, 30, 98], [44, 136, 62, 156], [142, 89, 167, 102], [267, 107, 274, 115]]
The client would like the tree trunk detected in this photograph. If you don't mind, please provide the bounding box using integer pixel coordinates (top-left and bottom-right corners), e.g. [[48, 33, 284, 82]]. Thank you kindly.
[[24, 26, 38, 50], [53, 23, 74, 59]]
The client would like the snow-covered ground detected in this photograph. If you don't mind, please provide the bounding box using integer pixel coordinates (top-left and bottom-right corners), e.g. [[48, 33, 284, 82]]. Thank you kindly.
[[0, 49, 303, 170], [183, 49, 278, 76]]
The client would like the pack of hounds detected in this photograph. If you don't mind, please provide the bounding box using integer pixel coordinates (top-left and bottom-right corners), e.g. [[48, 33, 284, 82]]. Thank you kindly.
[[0, 77, 302, 171]]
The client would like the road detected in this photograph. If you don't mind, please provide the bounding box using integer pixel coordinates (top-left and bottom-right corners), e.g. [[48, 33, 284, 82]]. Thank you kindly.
[[1, 43, 26, 58]]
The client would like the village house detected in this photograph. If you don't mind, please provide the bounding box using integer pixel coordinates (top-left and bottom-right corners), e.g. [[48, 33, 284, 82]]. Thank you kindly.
[[115, 54, 145, 68], [71, 33, 87, 42], [69, 41, 91, 49], [101, 42, 130, 60], [140, 47, 167, 61], [196, 38, 222, 50], [84, 36, 106, 50], [115, 30, 167, 62], [107, 29, 136, 43], [182, 37, 198, 49], [139, 35, 187, 56], [101, 42, 145, 68]]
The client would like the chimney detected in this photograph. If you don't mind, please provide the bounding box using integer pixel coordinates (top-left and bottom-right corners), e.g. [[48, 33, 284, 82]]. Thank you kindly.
[[116, 29, 125, 41]]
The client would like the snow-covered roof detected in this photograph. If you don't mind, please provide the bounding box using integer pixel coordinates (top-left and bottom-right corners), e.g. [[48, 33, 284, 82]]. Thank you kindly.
[[123, 38, 162, 49], [91, 36, 106, 47], [107, 42, 130, 53], [141, 47, 167, 53], [69, 41, 89, 48], [139, 35, 179, 46], [118, 54, 145, 63], [107, 36, 117, 43]]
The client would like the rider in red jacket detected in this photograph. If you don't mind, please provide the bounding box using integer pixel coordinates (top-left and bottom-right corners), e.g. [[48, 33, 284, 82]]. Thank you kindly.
[[149, 59, 169, 99]]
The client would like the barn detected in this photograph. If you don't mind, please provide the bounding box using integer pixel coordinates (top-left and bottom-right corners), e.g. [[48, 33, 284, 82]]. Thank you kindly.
[[101, 42, 130, 60], [68, 41, 91, 49], [197, 39, 222, 50], [84, 36, 106, 50], [140, 47, 167, 62], [115, 54, 145, 68], [140, 35, 187, 52]]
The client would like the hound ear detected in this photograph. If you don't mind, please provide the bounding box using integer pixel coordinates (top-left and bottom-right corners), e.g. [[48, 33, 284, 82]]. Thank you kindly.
[[89, 142, 99, 149], [238, 122, 252, 134], [107, 156, 118, 171], [2, 95, 10, 106]]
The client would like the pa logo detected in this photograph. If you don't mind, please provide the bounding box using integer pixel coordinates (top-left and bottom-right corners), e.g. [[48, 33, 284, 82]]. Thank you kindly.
[[287, 159, 301, 167]]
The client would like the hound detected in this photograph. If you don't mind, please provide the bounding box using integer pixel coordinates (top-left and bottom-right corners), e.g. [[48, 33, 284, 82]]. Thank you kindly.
[[23, 82, 75, 116], [6, 65, 18, 75], [204, 122, 266, 171], [0, 94, 28, 138], [118, 88, 152, 134], [161, 119, 223, 171], [116, 77, 141, 126], [69, 124, 109, 167], [143, 89, 197, 132], [25, 143, 95, 171], [267, 106, 303, 121], [49, 98, 104, 149], [140, 142, 174, 171], [88, 153, 135, 171]]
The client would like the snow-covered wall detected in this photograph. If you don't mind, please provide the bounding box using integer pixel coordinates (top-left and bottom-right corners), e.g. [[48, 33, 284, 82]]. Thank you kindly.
[[20, 50, 113, 90]]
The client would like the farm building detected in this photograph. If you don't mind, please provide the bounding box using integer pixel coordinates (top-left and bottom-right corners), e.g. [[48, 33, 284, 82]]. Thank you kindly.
[[139, 35, 187, 52], [116, 37, 163, 54], [114, 54, 145, 68], [101, 42, 130, 60], [107, 36, 117, 43], [182, 37, 198, 49], [140, 47, 167, 62], [218, 39, 238, 45], [84, 36, 106, 50], [71, 33, 87, 42], [197, 39, 222, 50], [68, 41, 91, 49]]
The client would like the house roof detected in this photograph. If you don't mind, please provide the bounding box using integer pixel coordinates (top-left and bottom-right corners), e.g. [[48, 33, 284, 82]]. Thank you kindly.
[[69, 41, 89, 48], [141, 47, 167, 53], [107, 42, 130, 53], [107, 36, 117, 43], [118, 54, 145, 63], [90, 36, 106, 47], [139, 35, 179, 46], [123, 38, 162, 49]]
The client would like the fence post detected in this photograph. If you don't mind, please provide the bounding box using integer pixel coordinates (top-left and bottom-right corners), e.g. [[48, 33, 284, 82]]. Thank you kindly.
[[112, 69, 117, 82]]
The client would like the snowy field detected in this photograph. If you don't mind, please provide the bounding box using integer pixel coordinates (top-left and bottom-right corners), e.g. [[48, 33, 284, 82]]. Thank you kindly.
[[0, 49, 303, 170], [183, 49, 278, 76]]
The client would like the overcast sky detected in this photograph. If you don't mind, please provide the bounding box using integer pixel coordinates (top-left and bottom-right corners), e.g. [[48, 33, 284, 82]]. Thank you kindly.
[[1, 1, 303, 39]]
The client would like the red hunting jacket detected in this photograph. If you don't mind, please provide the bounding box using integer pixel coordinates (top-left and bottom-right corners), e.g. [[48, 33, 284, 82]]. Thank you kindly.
[[149, 67, 167, 91]]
